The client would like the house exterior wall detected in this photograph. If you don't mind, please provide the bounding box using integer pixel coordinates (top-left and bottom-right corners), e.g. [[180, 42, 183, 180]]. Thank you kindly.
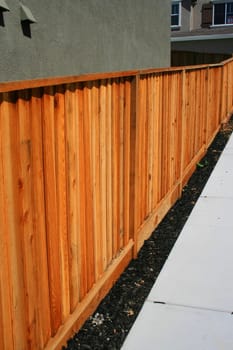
[[171, 1, 233, 58], [192, 0, 207, 29], [0, 0, 170, 82], [172, 0, 210, 33], [173, 0, 233, 32], [180, 0, 192, 31]]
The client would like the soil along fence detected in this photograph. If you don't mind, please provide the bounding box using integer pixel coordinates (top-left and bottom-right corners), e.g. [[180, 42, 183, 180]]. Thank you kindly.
[[0, 58, 233, 350]]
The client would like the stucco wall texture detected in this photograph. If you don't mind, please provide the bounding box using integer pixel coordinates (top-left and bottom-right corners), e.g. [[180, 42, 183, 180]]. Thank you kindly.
[[0, 0, 170, 82]]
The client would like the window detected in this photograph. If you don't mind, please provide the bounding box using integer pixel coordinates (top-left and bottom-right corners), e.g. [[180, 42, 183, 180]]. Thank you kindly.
[[213, 1, 233, 25], [171, 1, 181, 28]]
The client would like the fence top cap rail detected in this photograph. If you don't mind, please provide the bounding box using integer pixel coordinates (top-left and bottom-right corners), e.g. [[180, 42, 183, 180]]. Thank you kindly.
[[0, 70, 137, 93], [0, 66, 186, 93], [1, 56, 233, 93]]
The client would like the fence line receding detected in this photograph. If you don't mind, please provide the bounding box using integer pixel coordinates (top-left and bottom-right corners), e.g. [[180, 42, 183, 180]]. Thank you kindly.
[[1, 58, 233, 350]]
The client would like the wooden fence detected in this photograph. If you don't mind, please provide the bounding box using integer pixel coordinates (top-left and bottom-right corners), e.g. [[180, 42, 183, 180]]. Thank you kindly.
[[171, 50, 231, 66], [1, 57, 233, 350]]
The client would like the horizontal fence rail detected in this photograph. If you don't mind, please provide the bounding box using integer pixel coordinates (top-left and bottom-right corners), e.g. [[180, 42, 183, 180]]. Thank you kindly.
[[1, 58, 233, 350]]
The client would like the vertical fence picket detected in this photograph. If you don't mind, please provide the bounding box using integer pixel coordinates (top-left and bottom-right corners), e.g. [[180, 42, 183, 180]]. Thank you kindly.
[[54, 85, 70, 321], [76, 85, 88, 300], [123, 78, 132, 246], [18, 90, 38, 349], [30, 89, 51, 347], [42, 87, 62, 335], [229, 62, 233, 109], [161, 73, 169, 198], [66, 84, 82, 311], [91, 81, 102, 280], [112, 80, 120, 257], [180, 69, 186, 189], [129, 75, 138, 256], [155, 74, 163, 204], [83, 83, 95, 291], [2, 92, 28, 350], [106, 79, 113, 265], [221, 64, 227, 122], [147, 75, 154, 214], [119, 79, 125, 249], [138, 77, 147, 223], [0, 96, 14, 350]]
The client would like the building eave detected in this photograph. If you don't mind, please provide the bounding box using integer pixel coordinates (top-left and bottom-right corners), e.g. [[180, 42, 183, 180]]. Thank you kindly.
[[171, 33, 233, 42]]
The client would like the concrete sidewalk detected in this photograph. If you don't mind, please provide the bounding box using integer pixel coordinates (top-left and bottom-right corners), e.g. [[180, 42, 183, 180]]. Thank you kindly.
[[121, 134, 233, 350]]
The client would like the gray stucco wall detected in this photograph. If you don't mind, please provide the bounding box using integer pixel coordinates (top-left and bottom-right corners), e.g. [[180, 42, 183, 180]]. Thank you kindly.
[[0, 0, 170, 82]]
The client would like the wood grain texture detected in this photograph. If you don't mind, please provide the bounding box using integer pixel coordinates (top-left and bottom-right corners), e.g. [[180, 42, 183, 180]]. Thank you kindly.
[[2, 92, 28, 350], [65, 85, 80, 312], [55, 85, 70, 321], [42, 87, 62, 335], [1, 59, 233, 349], [0, 95, 14, 350], [30, 89, 51, 347]]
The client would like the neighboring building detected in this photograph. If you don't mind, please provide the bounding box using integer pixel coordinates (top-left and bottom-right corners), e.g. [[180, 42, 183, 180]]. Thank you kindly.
[[171, 0, 233, 56], [0, 0, 170, 82]]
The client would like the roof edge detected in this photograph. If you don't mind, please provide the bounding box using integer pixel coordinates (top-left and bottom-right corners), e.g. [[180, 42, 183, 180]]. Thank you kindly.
[[171, 33, 233, 42]]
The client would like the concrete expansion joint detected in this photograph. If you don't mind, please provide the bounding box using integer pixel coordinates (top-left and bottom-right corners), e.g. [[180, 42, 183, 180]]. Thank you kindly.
[[153, 301, 166, 305], [150, 300, 233, 315]]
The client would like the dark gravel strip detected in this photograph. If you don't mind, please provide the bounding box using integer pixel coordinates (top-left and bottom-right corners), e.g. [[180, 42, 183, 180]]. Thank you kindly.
[[63, 116, 233, 350]]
